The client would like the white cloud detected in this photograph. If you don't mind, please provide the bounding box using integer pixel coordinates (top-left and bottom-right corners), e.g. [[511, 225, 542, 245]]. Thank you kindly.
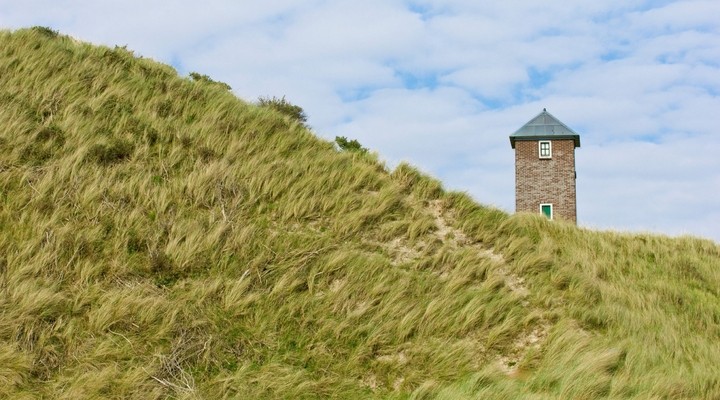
[[441, 66, 527, 100], [627, 0, 720, 32]]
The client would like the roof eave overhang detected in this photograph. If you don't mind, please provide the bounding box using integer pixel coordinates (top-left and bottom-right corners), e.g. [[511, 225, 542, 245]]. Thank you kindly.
[[509, 135, 581, 149]]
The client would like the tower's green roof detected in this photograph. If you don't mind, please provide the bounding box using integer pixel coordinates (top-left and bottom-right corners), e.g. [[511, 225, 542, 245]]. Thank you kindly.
[[510, 109, 580, 148]]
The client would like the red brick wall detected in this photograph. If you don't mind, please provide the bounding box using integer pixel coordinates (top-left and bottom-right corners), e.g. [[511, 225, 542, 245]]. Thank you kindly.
[[515, 139, 577, 223]]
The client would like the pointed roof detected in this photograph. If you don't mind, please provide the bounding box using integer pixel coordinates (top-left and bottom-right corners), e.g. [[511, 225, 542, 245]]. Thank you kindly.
[[510, 109, 580, 148]]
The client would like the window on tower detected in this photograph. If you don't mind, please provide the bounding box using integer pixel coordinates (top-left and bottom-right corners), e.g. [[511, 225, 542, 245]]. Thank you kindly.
[[540, 204, 553, 219], [539, 141, 552, 159]]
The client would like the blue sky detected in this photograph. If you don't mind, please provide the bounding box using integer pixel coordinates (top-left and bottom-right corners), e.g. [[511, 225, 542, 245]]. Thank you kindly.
[[2, 0, 719, 242]]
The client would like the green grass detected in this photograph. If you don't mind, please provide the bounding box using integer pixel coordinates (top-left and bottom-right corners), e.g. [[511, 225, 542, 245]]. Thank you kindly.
[[0, 27, 719, 399]]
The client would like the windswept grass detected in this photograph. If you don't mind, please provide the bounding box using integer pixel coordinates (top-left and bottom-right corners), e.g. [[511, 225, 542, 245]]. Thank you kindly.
[[0, 27, 718, 398]]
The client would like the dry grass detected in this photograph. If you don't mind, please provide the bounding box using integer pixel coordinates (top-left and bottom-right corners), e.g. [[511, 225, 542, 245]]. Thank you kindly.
[[0, 27, 719, 399]]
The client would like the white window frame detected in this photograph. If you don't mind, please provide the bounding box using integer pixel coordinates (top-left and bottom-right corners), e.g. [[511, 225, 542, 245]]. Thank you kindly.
[[539, 140, 552, 159], [540, 203, 553, 219]]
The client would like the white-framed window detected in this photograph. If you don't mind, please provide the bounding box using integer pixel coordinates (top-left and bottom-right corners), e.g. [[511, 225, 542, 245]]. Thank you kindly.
[[540, 203, 553, 219], [539, 140, 552, 159]]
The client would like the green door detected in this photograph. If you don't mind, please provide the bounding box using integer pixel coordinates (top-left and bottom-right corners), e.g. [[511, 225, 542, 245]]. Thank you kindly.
[[541, 204, 552, 219]]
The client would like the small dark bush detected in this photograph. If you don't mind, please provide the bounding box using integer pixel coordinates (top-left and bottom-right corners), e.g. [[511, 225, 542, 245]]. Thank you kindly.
[[31, 26, 59, 38], [150, 251, 172, 272], [149, 251, 179, 287], [197, 146, 217, 162], [189, 72, 206, 82], [35, 125, 65, 145], [127, 231, 148, 254], [124, 118, 160, 146], [178, 135, 193, 149], [144, 127, 159, 146], [257, 96, 308, 127], [20, 126, 66, 165], [87, 139, 134, 165], [19, 145, 51, 165], [189, 72, 232, 91], [99, 94, 133, 116], [335, 136, 368, 153], [156, 99, 172, 118]]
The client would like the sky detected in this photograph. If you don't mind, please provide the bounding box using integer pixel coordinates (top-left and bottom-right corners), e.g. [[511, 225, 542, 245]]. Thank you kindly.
[[2, 1, 719, 242]]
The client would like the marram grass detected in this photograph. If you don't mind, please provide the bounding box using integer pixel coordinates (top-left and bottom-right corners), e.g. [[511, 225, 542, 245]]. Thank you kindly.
[[0, 27, 719, 399]]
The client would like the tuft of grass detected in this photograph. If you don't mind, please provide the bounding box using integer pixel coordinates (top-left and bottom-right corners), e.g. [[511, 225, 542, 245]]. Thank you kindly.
[[86, 138, 134, 165]]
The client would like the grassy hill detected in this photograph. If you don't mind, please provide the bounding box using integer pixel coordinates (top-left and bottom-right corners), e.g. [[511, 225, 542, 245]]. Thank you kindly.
[[1, 27, 719, 399]]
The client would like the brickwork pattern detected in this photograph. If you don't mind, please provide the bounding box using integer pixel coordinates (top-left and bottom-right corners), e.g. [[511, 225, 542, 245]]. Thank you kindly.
[[515, 139, 577, 223]]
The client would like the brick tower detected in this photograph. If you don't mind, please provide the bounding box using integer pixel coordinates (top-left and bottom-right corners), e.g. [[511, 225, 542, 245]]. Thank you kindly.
[[510, 109, 580, 223]]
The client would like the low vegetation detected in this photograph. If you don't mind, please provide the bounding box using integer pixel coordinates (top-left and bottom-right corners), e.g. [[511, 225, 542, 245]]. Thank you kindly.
[[257, 95, 308, 128], [335, 136, 369, 154], [0, 27, 718, 399]]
